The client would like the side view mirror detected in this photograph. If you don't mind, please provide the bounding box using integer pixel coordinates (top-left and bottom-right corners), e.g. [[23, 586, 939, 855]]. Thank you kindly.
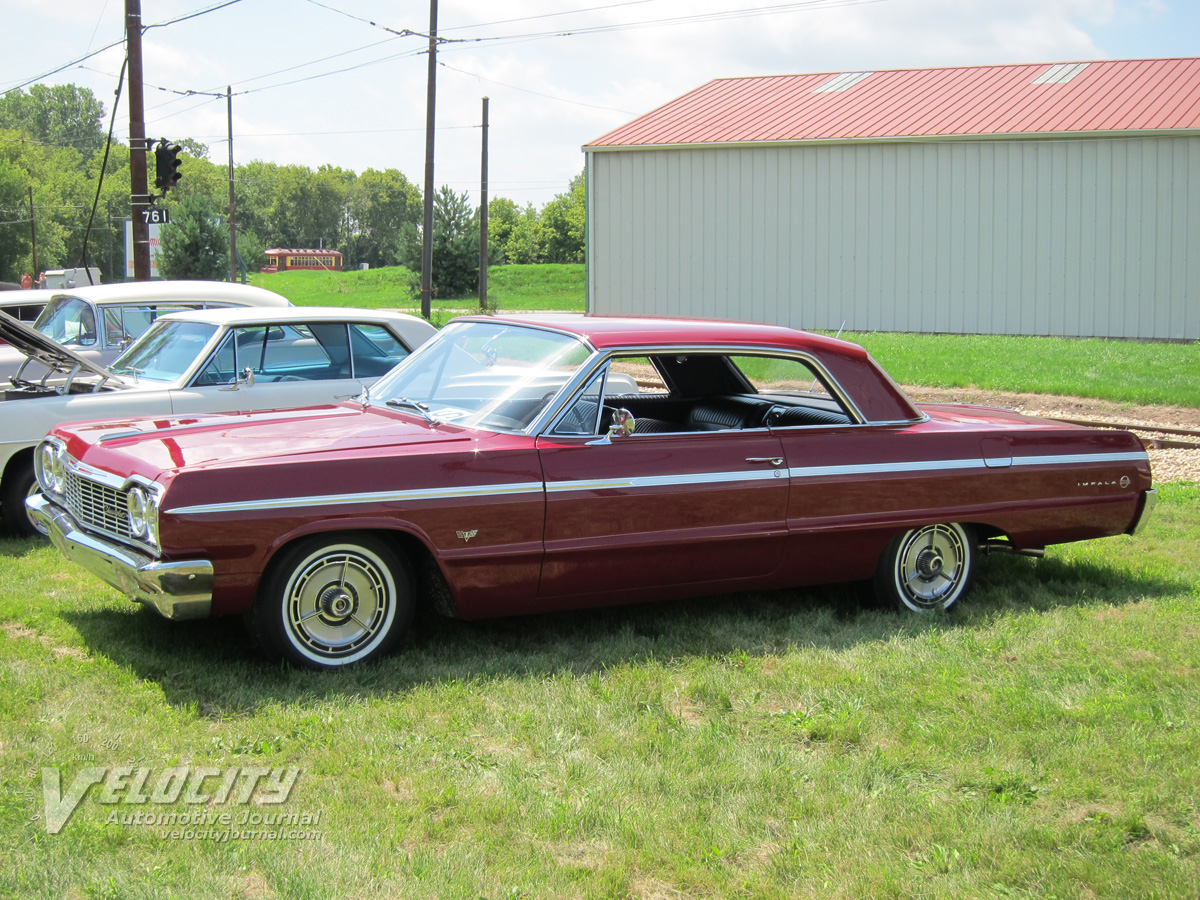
[[220, 366, 255, 391], [612, 408, 636, 436], [586, 408, 636, 445]]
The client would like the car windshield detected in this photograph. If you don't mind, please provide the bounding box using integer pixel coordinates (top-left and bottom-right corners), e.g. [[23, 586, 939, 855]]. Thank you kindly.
[[33, 296, 97, 346], [108, 320, 219, 383], [370, 321, 591, 430]]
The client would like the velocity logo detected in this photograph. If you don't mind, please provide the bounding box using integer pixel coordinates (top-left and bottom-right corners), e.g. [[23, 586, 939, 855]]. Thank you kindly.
[[41, 765, 300, 834]]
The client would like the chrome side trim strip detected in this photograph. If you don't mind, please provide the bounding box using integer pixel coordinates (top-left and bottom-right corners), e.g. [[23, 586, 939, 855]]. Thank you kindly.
[[1009, 452, 1149, 467], [546, 468, 781, 494], [168, 451, 1149, 516], [789, 458, 984, 479], [169, 480, 546, 516], [789, 451, 1149, 480]]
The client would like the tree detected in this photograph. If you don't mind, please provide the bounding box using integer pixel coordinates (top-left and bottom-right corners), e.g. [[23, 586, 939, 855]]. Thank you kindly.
[[0, 155, 28, 281], [430, 186, 480, 297], [259, 164, 350, 250], [157, 194, 230, 280], [541, 171, 586, 263], [504, 203, 548, 265], [0, 84, 107, 160], [486, 197, 520, 263], [233, 229, 268, 275], [347, 168, 422, 269], [0, 127, 93, 280]]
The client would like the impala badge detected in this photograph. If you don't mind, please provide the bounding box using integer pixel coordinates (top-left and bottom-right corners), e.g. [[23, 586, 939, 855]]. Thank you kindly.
[[456, 529, 479, 543]]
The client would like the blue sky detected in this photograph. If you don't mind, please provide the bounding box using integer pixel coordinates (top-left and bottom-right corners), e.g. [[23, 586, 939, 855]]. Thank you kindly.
[[1, 0, 1195, 207]]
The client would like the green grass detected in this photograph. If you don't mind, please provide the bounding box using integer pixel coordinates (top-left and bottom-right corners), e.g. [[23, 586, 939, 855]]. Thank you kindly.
[[841, 331, 1200, 409], [249, 265, 1198, 408], [2, 483, 1198, 898], [483, 263, 585, 311], [249, 263, 585, 313], [248, 267, 421, 310]]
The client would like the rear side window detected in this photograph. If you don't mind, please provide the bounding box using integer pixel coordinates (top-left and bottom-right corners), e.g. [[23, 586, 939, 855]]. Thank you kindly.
[[729, 355, 835, 400], [349, 323, 410, 378]]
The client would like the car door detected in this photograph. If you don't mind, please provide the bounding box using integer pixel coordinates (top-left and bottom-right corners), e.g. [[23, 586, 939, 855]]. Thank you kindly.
[[535, 366, 789, 598]]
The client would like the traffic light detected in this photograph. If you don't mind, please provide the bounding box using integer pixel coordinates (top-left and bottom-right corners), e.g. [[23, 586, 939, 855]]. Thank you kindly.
[[153, 139, 183, 193]]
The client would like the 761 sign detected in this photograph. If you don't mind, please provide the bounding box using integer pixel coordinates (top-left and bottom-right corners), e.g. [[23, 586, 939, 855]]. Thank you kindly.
[[140, 209, 170, 225]]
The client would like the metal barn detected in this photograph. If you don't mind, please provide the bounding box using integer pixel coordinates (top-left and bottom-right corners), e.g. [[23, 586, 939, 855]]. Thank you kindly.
[[584, 58, 1200, 340]]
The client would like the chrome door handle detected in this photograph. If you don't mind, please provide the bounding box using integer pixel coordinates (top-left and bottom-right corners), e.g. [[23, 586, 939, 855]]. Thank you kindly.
[[746, 457, 783, 466]]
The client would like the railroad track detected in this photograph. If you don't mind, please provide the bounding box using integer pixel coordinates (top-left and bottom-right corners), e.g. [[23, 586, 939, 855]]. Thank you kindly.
[[1050, 417, 1200, 450]]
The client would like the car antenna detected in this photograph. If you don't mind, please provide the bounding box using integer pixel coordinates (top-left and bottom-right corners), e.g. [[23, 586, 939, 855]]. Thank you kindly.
[[808, 321, 846, 393]]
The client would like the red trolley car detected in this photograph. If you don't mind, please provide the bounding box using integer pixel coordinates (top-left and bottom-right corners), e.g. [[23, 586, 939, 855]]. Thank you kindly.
[[262, 248, 343, 274]]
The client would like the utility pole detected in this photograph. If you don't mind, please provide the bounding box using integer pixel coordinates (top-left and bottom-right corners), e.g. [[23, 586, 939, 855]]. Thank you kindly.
[[419, 0, 438, 320], [126, 0, 152, 281], [478, 96, 489, 311], [28, 186, 37, 275], [227, 86, 238, 282]]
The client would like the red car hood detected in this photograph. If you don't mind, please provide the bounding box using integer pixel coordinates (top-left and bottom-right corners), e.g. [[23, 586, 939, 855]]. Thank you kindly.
[[61, 403, 474, 477]]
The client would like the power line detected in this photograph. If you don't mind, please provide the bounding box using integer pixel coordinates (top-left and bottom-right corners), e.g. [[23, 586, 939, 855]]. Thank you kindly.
[[145, 35, 408, 111], [442, 0, 892, 49], [443, 0, 675, 32], [1, 0, 247, 95], [142, 0, 247, 31], [438, 61, 637, 114], [2, 39, 125, 95]]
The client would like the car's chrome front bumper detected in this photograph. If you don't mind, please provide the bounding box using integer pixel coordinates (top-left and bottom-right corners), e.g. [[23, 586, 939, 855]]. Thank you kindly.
[[28, 494, 213, 620]]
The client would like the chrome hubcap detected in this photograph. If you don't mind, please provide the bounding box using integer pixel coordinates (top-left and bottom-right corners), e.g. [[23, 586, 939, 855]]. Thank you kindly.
[[286, 548, 392, 659], [318, 585, 356, 620], [897, 524, 966, 608]]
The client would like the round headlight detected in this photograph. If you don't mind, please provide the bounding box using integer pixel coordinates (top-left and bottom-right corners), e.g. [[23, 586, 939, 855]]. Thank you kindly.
[[39, 443, 67, 495], [127, 487, 149, 537]]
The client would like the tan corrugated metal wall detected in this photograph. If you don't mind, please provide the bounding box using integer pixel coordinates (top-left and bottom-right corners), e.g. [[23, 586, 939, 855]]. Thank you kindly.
[[585, 136, 1200, 340]]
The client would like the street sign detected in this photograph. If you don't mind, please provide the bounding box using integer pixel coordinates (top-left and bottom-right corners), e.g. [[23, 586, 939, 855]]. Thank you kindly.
[[140, 208, 170, 225], [124, 219, 163, 278]]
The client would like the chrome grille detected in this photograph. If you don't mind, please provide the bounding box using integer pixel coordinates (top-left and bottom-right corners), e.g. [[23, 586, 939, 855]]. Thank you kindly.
[[64, 469, 132, 541]]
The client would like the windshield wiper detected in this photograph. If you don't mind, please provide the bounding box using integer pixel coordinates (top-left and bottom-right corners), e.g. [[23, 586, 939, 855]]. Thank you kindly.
[[385, 397, 440, 426]]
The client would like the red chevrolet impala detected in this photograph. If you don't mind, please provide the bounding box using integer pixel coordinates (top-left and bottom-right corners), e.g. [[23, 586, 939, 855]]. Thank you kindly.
[[29, 315, 1157, 669]]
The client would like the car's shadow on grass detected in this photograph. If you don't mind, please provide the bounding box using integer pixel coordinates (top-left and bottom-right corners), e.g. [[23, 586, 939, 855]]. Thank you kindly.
[[57, 550, 1190, 716]]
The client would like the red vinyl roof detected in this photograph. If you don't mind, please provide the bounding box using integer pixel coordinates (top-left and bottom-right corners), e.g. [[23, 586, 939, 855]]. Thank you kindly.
[[586, 58, 1200, 149]]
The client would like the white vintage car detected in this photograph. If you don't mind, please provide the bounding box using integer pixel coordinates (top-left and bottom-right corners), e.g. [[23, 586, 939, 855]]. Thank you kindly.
[[0, 305, 437, 536], [0, 281, 291, 382]]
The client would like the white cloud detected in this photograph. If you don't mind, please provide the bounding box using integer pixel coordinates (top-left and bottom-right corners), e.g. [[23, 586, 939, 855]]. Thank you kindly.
[[0, 0, 1184, 205]]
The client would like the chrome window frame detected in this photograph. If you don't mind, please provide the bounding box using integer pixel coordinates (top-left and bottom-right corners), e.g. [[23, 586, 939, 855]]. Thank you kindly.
[[534, 345, 916, 437]]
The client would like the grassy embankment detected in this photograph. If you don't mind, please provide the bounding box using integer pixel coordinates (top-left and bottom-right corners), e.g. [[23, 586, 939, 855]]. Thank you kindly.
[[249, 263, 585, 316], [252, 265, 1199, 408]]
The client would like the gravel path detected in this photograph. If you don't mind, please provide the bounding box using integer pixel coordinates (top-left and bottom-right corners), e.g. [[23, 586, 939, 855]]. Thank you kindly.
[[904, 386, 1200, 484]]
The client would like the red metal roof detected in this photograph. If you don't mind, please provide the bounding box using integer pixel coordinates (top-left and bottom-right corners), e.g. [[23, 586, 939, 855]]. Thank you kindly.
[[586, 58, 1200, 148]]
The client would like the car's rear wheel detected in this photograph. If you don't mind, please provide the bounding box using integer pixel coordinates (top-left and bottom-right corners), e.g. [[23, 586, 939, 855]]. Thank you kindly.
[[1, 461, 45, 539], [874, 522, 975, 612], [251, 534, 414, 670]]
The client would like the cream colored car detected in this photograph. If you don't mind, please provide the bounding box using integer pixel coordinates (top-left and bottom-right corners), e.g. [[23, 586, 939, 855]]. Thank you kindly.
[[1, 305, 436, 536], [0, 280, 290, 383]]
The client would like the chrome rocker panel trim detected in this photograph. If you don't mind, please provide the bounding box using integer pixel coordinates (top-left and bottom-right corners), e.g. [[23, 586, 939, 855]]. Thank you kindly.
[[27, 494, 213, 620]]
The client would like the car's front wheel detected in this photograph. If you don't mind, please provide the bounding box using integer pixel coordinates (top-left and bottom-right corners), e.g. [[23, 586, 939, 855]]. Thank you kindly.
[[251, 534, 414, 669], [1, 461, 46, 539], [873, 522, 975, 612]]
